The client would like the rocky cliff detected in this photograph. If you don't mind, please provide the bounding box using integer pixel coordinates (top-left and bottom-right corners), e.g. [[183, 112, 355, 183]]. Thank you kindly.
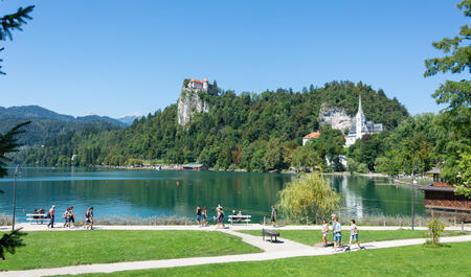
[[319, 105, 352, 132], [177, 87, 209, 126]]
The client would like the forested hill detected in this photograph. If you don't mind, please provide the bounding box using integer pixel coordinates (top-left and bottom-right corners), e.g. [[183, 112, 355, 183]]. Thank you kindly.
[[0, 105, 126, 146], [20, 81, 409, 171]]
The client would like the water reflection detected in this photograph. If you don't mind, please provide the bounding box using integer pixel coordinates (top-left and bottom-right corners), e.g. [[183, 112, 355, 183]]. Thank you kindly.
[[0, 168, 424, 222]]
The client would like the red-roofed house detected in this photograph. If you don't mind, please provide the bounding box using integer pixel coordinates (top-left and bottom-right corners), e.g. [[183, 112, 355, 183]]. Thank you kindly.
[[302, 131, 321, 146], [420, 168, 471, 212]]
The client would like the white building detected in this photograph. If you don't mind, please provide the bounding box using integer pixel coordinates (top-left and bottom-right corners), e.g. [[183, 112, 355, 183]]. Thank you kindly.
[[345, 95, 383, 147], [187, 78, 209, 91]]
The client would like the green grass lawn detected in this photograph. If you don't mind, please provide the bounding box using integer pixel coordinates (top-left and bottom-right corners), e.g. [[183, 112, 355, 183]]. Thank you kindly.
[[80, 242, 471, 276], [239, 229, 467, 246], [0, 230, 260, 271]]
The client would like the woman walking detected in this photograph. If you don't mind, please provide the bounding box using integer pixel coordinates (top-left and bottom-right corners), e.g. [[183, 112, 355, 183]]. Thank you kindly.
[[216, 206, 225, 229], [196, 206, 202, 225], [85, 207, 94, 230], [63, 207, 70, 228]]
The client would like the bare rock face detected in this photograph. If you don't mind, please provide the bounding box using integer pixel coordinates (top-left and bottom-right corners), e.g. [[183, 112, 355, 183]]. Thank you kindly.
[[177, 87, 209, 126], [319, 105, 352, 132]]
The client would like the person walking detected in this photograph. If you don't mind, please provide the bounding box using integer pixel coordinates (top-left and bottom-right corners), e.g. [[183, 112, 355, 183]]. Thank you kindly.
[[201, 207, 208, 227], [68, 206, 75, 228], [348, 219, 362, 250], [85, 207, 94, 230], [321, 219, 329, 247], [196, 206, 202, 225], [47, 205, 56, 228], [216, 206, 225, 229], [63, 207, 70, 228], [332, 214, 342, 251], [271, 205, 277, 227]]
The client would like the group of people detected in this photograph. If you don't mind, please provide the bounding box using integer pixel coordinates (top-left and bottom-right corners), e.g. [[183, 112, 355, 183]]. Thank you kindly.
[[63, 206, 76, 228], [322, 214, 362, 251], [44, 205, 94, 230], [195, 206, 208, 226], [195, 204, 225, 228]]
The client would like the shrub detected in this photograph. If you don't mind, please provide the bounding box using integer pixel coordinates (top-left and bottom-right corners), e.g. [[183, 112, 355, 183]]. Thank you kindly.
[[427, 218, 445, 245], [277, 173, 339, 223]]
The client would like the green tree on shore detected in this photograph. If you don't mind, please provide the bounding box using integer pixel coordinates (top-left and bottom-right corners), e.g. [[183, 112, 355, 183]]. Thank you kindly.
[[424, 0, 471, 196], [277, 173, 339, 223]]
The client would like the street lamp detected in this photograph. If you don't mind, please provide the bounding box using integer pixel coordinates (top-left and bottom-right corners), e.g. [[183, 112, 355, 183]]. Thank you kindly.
[[411, 177, 418, 231], [11, 164, 22, 231]]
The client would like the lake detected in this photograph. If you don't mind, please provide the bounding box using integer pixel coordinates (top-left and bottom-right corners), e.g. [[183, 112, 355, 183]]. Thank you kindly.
[[0, 167, 425, 223]]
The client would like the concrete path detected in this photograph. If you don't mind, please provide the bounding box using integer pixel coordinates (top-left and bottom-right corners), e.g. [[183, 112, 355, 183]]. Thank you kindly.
[[1, 229, 471, 277], [6, 223, 471, 232]]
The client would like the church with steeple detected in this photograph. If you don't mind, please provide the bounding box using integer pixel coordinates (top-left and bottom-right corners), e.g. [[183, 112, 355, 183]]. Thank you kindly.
[[345, 95, 383, 147]]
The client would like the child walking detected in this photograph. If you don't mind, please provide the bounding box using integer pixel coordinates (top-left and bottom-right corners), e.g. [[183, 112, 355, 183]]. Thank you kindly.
[[321, 219, 329, 247], [332, 214, 342, 251], [348, 219, 362, 250]]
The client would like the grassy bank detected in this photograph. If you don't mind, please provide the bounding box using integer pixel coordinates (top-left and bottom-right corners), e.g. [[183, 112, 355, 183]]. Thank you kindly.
[[81, 242, 471, 276], [239, 229, 468, 245], [0, 230, 260, 271]]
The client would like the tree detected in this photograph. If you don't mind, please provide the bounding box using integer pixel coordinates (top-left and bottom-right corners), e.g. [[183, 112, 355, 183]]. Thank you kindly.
[[0, 121, 30, 178], [0, 3, 34, 259], [1, 4, 35, 74], [277, 173, 339, 223], [456, 153, 471, 198], [0, 121, 29, 259], [424, 0, 471, 191], [0, 229, 26, 260], [348, 134, 385, 172]]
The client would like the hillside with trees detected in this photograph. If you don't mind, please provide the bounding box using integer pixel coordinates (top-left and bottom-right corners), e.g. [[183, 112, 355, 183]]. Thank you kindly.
[[0, 105, 126, 146], [18, 81, 409, 171]]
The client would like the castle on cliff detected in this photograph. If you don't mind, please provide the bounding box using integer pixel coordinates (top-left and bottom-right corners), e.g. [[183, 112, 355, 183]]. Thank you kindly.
[[177, 78, 211, 126], [187, 78, 209, 91]]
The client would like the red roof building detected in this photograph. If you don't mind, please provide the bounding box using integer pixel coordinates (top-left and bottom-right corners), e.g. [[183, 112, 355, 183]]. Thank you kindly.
[[302, 131, 321, 145]]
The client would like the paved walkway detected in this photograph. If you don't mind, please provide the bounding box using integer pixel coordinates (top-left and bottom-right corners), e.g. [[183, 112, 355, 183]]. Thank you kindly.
[[1, 225, 471, 277], [6, 223, 471, 232]]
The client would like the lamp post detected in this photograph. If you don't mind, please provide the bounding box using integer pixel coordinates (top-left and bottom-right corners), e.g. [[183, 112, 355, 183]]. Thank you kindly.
[[411, 177, 418, 231], [11, 164, 22, 231]]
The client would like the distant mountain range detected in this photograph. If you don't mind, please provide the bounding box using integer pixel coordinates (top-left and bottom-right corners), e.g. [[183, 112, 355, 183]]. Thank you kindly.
[[116, 115, 141, 126], [0, 105, 131, 146]]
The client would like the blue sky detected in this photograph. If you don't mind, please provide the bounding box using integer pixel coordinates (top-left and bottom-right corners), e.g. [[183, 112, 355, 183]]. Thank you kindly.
[[0, 0, 465, 117]]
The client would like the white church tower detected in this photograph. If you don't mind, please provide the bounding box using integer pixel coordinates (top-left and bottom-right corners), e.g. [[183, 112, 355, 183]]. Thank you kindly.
[[355, 95, 367, 140], [345, 94, 383, 147]]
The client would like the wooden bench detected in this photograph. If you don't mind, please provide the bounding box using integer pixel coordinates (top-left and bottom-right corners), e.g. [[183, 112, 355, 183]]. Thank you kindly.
[[26, 213, 48, 224], [228, 214, 251, 225], [262, 228, 280, 242]]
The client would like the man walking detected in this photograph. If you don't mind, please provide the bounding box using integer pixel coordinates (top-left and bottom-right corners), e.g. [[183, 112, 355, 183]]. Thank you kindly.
[[47, 205, 56, 228], [271, 205, 277, 226]]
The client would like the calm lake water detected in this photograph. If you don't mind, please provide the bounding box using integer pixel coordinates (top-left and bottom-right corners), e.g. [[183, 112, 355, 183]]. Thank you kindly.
[[0, 167, 425, 222]]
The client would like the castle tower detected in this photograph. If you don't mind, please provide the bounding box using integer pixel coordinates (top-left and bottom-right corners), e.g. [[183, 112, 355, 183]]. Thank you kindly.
[[355, 95, 366, 139]]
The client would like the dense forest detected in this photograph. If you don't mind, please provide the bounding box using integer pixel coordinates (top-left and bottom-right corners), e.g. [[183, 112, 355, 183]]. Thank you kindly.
[[18, 81, 409, 172]]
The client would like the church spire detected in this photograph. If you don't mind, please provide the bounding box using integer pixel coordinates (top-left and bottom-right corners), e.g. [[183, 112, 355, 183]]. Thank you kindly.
[[357, 94, 364, 117]]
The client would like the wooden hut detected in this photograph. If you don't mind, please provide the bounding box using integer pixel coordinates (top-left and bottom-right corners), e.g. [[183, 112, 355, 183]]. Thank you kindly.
[[421, 168, 471, 212]]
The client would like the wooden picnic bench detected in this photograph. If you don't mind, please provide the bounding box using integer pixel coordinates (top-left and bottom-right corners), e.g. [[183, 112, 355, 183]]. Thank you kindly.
[[262, 228, 280, 242], [228, 214, 251, 225], [26, 213, 48, 224]]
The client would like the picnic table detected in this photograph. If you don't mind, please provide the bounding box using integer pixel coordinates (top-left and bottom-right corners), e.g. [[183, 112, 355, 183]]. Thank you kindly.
[[26, 213, 48, 224], [228, 214, 251, 225]]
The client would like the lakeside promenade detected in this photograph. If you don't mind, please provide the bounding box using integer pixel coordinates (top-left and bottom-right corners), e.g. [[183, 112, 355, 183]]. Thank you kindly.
[[1, 224, 470, 277]]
